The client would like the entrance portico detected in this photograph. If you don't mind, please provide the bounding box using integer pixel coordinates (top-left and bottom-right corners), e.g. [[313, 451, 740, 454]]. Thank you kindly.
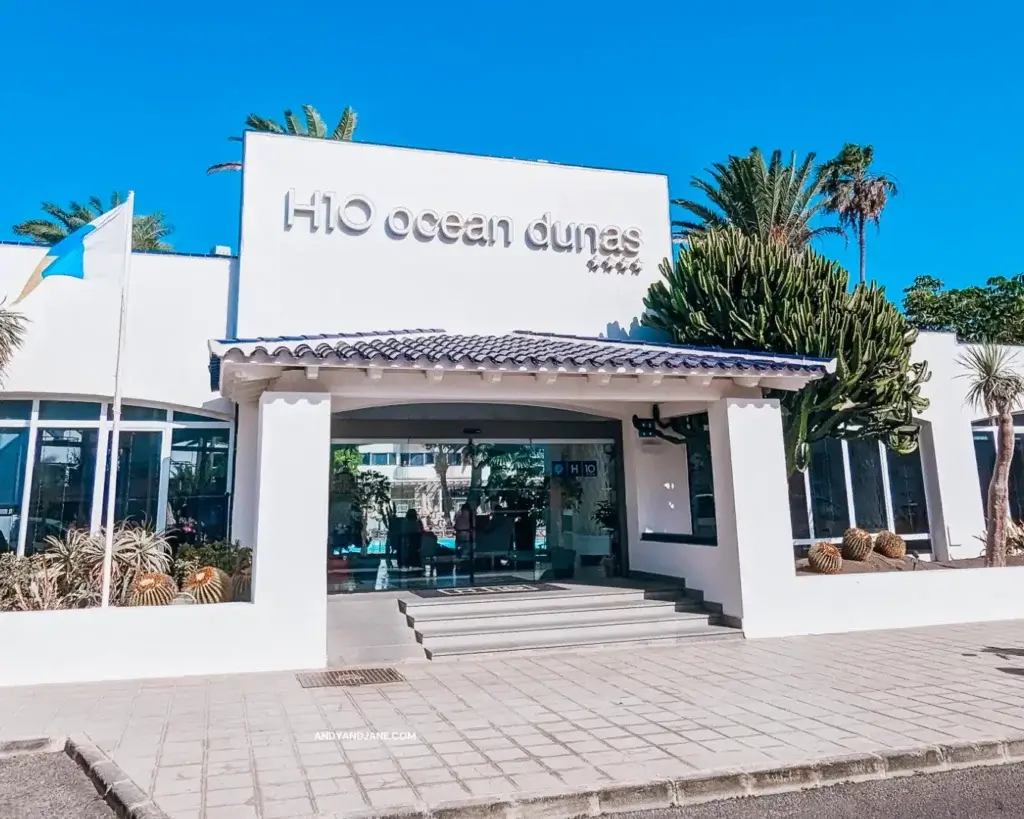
[[212, 329, 830, 660]]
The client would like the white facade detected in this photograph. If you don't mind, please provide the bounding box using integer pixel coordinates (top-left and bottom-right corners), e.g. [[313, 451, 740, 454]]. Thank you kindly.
[[235, 135, 671, 339], [0, 134, 1013, 686]]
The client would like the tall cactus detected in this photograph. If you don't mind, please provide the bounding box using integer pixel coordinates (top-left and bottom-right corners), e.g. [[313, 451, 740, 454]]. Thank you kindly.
[[644, 228, 929, 473]]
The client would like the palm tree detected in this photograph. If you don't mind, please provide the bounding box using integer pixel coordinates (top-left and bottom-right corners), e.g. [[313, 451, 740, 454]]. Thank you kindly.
[[673, 148, 842, 248], [820, 144, 898, 285], [960, 344, 1024, 567], [425, 444, 461, 523], [208, 104, 358, 174], [12, 193, 173, 251]]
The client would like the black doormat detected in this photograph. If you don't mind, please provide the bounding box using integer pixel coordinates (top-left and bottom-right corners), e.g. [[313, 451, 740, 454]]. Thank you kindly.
[[411, 583, 566, 599]]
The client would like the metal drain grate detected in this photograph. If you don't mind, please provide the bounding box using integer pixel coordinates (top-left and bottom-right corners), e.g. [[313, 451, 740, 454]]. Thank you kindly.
[[296, 668, 406, 688]]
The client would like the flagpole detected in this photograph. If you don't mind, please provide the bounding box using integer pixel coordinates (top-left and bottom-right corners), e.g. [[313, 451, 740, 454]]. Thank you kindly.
[[100, 191, 134, 608]]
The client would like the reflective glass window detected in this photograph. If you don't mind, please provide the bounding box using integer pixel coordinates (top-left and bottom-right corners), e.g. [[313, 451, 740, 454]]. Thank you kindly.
[[0, 430, 29, 553], [848, 440, 888, 531], [103, 431, 162, 526], [25, 428, 100, 554], [808, 438, 849, 538], [686, 416, 716, 540], [974, 431, 996, 514], [0, 401, 32, 421], [788, 471, 811, 539], [38, 401, 102, 421], [167, 428, 230, 543], [172, 410, 225, 423], [120, 405, 167, 422], [887, 448, 930, 535]]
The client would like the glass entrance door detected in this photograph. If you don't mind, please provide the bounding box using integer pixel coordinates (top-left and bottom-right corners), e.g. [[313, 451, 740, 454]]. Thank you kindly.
[[326, 438, 621, 592]]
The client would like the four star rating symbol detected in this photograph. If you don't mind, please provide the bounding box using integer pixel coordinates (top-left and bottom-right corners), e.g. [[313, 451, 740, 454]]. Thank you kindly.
[[586, 255, 642, 275]]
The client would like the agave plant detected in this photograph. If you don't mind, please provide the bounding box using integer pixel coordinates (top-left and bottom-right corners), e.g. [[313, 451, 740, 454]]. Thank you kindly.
[[1008, 520, 1024, 555], [0, 553, 89, 611], [43, 527, 97, 590], [82, 524, 173, 605], [0, 553, 28, 611]]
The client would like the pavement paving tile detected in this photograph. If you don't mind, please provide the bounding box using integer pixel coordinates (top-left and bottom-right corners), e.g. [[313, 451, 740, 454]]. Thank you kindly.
[[314, 792, 371, 813], [205, 787, 256, 808], [367, 787, 419, 807], [6, 620, 1024, 817]]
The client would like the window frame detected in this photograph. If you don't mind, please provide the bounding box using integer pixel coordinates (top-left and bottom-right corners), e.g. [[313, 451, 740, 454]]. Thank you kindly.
[[0, 399, 233, 555]]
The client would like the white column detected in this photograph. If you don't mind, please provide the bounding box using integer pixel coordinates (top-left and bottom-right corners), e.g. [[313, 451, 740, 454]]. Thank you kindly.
[[251, 390, 331, 669], [618, 415, 644, 573], [229, 399, 259, 548], [912, 333, 986, 560], [708, 397, 794, 627], [922, 412, 985, 560]]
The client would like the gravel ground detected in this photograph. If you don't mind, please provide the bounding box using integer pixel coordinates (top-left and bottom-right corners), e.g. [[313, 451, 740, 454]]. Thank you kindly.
[[796, 551, 1024, 574], [0, 752, 114, 818], [619, 762, 1024, 818]]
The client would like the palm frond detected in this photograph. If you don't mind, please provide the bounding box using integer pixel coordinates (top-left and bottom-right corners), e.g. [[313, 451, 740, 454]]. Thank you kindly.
[[303, 104, 327, 138], [219, 105, 359, 174], [131, 213, 174, 251], [0, 304, 28, 379], [283, 109, 303, 136], [39, 201, 76, 230], [11, 220, 65, 244], [959, 343, 1024, 417], [207, 161, 244, 174], [332, 107, 357, 140], [673, 147, 837, 247], [244, 115, 284, 133]]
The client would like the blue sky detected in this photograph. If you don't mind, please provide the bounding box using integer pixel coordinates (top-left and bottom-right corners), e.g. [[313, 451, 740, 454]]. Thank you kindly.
[[0, 0, 1020, 300]]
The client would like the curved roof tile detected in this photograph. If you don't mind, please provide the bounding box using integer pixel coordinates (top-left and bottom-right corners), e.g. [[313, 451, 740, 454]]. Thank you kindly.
[[209, 329, 831, 392]]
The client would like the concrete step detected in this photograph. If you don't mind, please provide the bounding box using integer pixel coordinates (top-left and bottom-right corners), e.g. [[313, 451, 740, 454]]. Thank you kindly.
[[412, 600, 712, 637], [422, 622, 740, 659], [399, 587, 680, 622]]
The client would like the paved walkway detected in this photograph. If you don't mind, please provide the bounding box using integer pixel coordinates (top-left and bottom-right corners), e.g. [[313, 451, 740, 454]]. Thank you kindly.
[[3, 620, 1024, 818]]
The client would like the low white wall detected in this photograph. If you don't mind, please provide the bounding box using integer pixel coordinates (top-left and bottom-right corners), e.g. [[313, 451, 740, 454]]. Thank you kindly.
[[0, 602, 320, 687], [0, 388, 333, 689], [745, 566, 1024, 639], [629, 539, 724, 589]]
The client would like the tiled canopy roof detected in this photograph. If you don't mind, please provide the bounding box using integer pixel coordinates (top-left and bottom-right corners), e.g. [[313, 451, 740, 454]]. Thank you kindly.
[[209, 329, 830, 391]]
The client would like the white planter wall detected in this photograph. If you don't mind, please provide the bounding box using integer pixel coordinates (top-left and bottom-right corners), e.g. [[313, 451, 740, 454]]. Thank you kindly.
[[743, 567, 1024, 639]]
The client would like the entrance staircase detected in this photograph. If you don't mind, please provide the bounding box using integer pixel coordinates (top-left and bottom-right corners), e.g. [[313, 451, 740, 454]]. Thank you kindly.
[[398, 585, 740, 660]]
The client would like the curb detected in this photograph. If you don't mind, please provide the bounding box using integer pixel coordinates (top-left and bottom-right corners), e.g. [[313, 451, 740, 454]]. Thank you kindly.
[[65, 734, 171, 819], [345, 734, 1024, 818]]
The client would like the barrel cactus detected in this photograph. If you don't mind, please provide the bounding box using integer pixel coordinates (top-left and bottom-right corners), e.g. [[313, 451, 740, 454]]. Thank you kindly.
[[126, 572, 177, 607], [841, 527, 873, 561], [807, 541, 842, 574], [182, 566, 231, 604], [171, 592, 196, 605], [231, 569, 252, 602], [875, 531, 907, 560]]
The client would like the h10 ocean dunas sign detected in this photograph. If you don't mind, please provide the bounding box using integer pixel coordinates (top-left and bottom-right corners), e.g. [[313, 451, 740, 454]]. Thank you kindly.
[[284, 190, 644, 258]]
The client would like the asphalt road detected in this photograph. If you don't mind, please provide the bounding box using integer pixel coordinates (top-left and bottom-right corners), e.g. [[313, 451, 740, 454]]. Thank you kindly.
[[0, 751, 115, 818], [619, 763, 1024, 818]]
